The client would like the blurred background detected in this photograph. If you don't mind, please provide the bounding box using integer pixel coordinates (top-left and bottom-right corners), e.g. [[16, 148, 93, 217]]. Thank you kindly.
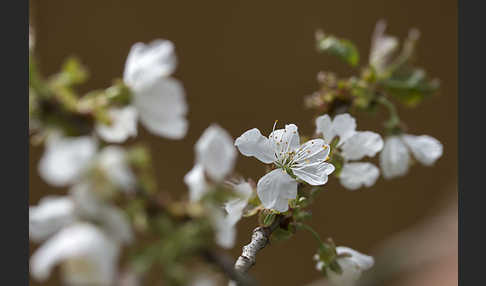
[[29, 0, 457, 285]]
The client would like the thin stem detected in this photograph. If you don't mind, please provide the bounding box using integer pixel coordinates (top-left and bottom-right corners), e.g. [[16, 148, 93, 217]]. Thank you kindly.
[[295, 223, 324, 246], [377, 96, 401, 132]]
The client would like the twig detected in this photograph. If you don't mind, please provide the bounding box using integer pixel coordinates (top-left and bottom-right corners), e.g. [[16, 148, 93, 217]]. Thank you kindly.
[[232, 215, 286, 284], [202, 249, 256, 286]]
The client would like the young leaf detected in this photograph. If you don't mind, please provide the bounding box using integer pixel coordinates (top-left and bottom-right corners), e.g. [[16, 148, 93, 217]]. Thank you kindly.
[[316, 30, 360, 67]]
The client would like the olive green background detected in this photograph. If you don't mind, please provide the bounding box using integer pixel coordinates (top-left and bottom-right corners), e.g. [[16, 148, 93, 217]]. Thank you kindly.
[[29, 0, 457, 285]]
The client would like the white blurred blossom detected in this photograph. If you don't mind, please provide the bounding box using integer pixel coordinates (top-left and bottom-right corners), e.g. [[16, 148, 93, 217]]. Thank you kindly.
[[184, 124, 237, 202], [96, 106, 138, 143], [29, 185, 132, 285], [369, 20, 398, 76], [380, 134, 443, 179], [212, 181, 253, 249], [314, 247, 374, 286], [38, 135, 97, 187], [97, 39, 188, 142], [183, 124, 239, 249], [97, 146, 136, 192], [315, 114, 383, 190], [235, 123, 334, 212]]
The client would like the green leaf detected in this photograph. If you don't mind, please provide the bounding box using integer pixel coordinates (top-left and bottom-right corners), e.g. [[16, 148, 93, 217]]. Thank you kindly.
[[259, 210, 276, 227], [316, 31, 360, 67], [381, 68, 439, 107]]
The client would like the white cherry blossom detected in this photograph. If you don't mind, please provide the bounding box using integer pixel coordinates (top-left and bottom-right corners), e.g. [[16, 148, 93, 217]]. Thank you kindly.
[[380, 134, 443, 179], [95, 106, 138, 143], [212, 181, 253, 249], [235, 123, 334, 212], [38, 135, 97, 187], [183, 124, 240, 249], [184, 124, 237, 202], [29, 185, 133, 285], [30, 223, 120, 286], [97, 39, 188, 142], [315, 114, 383, 190], [325, 246, 375, 286], [96, 146, 136, 192]]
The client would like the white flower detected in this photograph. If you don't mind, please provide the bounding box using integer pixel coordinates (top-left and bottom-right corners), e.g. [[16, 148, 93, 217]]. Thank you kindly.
[[212, 181, 253, 249], [369, 20, 398, 76], [326, 246, 374, 286], [95, 106, 138, 143], [97, 39, 188, 142], [380, 134, 443, 179], [29, 186, 133, 285], [97, 146, 136, 192], [235, 123, 334, 212], [29, 196, 76, 242], [224, 181, 253, 226], [38, 135, 97, 187], [30, 223, 120, 286], [185, 124, 237, 202], [315, 114, 383, 190]]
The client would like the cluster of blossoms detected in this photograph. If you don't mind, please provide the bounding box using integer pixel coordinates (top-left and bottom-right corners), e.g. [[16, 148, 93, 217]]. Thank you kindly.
[[29, 19, 444, 286]]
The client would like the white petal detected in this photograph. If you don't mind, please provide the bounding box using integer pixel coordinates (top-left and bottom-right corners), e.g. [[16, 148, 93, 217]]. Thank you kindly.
[[379, 136, 410, 179], [30, 223, 120, 285], [96, 106, 138, 143], [292, 139, 334, 185], [315, 114, 335, 144], [29, 196, 76, 242], [269, 124, 300, 156], [327, 246, 374, 286], [38, 136, 97, 187], [224, 182, 252, 225], [134, 78, 188, 139], [402, 134, 443, 166], [210, 209, 236, 249], [69, 184, 133, 244], [369, 20, 399, 75], [123, 39, 176, 91], [340, 131, 384, 161], [195, 124, 237, 181], [336, 246, 374, 270], [256, 169, 298, 212], [97, 205, 133, 244], [234, 128, 275, 164], [339, 162, 380, 190], [293, 162, 335, 186], [97, 146, 136, 192], [184, 164, 209, 202], [332, 113, 357, 145]]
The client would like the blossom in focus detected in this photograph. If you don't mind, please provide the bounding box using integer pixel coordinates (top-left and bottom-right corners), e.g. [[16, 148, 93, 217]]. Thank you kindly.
[[380, 134, 443, 179], [184, 124, 237, 202], [315, 113, 383, 190], [315, 246, 374, 286], [369, 20, 398, 76], [29, 186, 132, 285], [38, 135, 97, 187], [235, 123, 334, 212], [96, 39, 188, 142]]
